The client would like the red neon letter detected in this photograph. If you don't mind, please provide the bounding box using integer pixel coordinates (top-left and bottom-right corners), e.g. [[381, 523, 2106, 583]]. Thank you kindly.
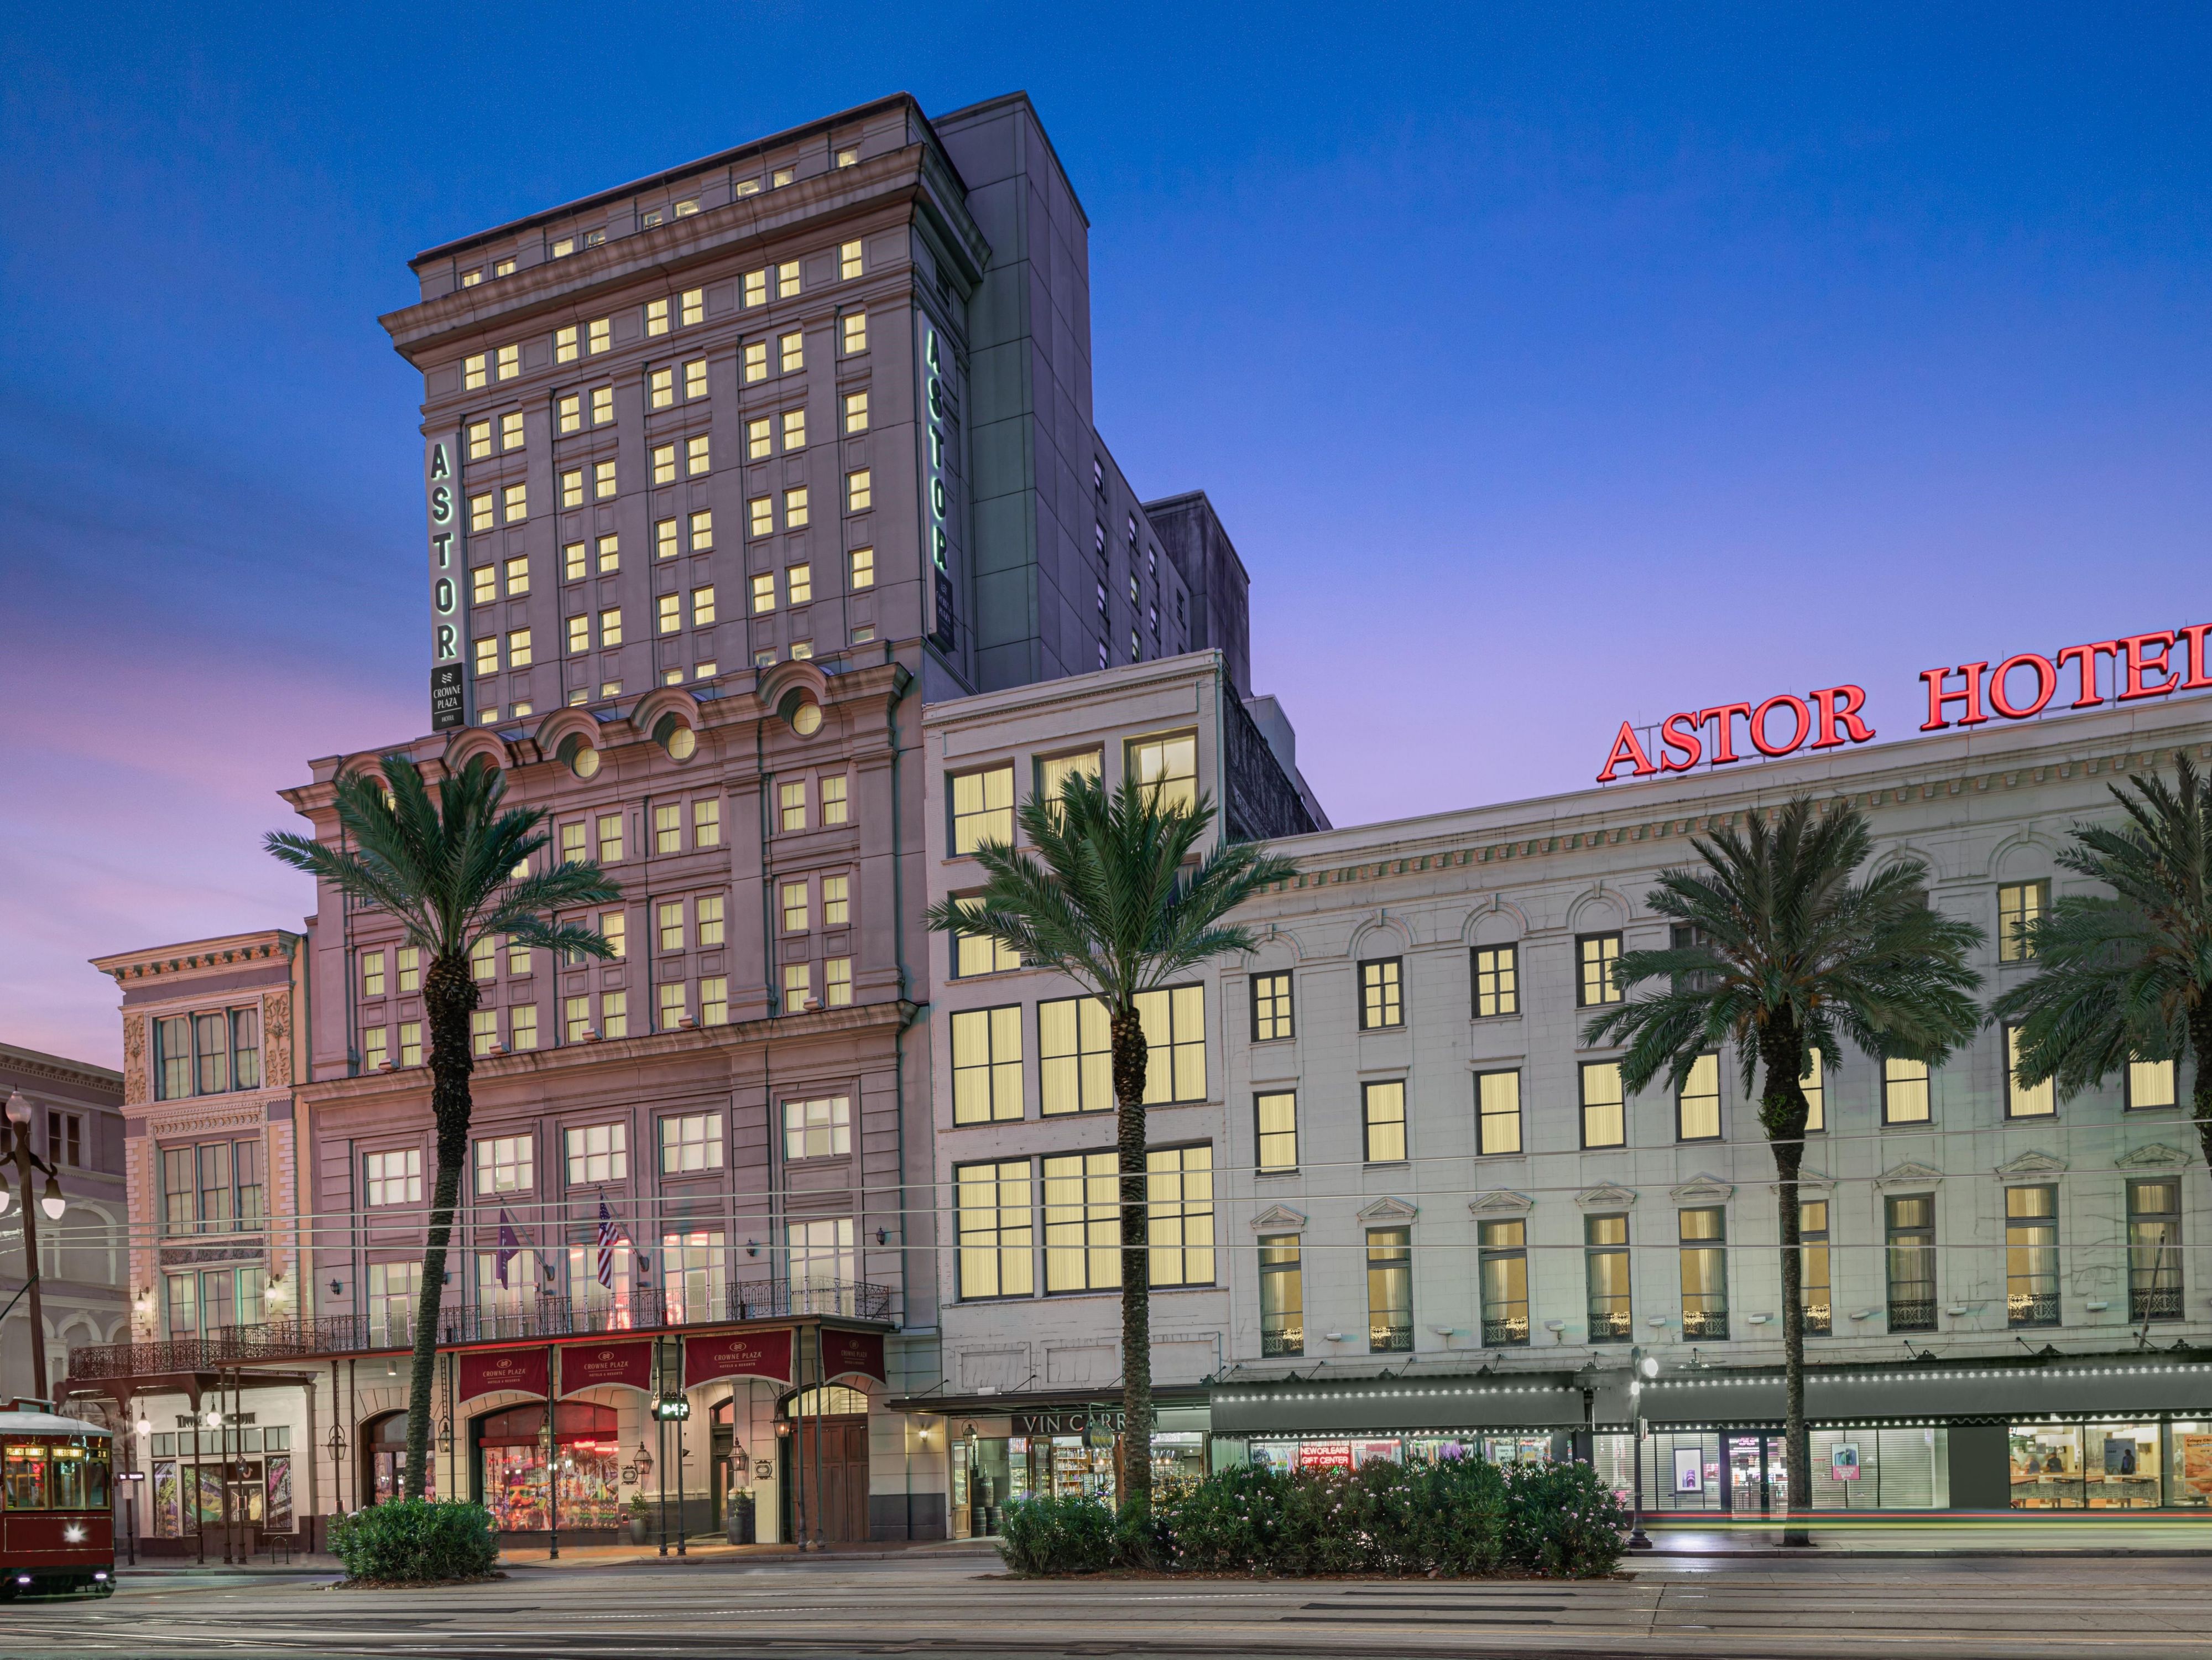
[[1658, 711, 1705, 772], [2176, 623, 2212, 691], [2055, 639, 2120, 709], [2118, 631, 2178, 701], [1987, 653, 2057, 721], [1596, 722, 1657, 783], [1751, 693, 1812, 757], [1810, 684, 1874, 750], [1698, 703, 1755, 765], [1919, 663, 1988, 732]]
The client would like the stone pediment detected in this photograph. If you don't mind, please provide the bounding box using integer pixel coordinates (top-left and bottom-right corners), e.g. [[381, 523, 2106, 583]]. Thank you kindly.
[[1356, 1196, 1420, 1224], [1875, 1160, 1945, 1190], [1995, 1149, 2068, 1179], [1791, 1165, 1835, 1191], [1468, 1190, 1534, 1216], [1575, 1183, 1637, 1211], [2116, 1143, 2188, 1170], [1670, 1173, 1734, 1205], [1249, 1204, 1309, 1232]]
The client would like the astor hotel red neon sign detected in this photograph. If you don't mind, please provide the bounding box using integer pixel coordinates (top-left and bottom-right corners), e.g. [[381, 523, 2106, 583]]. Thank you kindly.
[[1597, 623, 2212, 784]]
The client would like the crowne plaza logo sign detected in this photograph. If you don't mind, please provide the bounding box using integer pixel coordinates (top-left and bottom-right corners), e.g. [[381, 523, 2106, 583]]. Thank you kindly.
[[1597, 622, 2212, 784]]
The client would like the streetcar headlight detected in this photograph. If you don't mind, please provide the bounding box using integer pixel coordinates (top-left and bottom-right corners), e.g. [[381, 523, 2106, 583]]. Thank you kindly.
[[94, 1571, 109, 1581]]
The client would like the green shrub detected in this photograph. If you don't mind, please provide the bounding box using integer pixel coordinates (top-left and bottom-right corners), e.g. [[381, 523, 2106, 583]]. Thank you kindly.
[[997, 1494, 1120, 1575], [1500, 1462, 1629, 1578], [329, 1500, 499, 1584]]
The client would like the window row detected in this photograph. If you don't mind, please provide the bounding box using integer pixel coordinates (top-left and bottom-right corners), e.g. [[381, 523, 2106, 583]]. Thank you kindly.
[[948, 732, 1196, 856], [955, 1145, 1215, 1299], [159, 1139, 266, 1235], [948, 986, 1207, 1123], [150, 1008, 263, 1100]]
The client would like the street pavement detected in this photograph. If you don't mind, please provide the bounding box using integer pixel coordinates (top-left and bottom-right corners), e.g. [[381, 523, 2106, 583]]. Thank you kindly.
[[3, 1547, 2210, 1658]]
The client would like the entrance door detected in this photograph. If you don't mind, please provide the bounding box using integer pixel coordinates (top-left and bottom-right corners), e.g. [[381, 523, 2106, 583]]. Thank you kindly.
[[1727, 1434, 1768, 1513], [787, 1417, 869, 1543]]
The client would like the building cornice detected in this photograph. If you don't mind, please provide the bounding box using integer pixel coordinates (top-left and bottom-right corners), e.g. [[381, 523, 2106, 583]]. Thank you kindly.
[[0, 1043, 123, 1092], [90, 932, 303, 985]]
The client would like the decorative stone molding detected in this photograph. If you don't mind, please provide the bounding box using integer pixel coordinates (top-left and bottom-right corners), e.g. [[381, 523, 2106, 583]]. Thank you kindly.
[[2116, 1142, 2189, 1170], [1995, 1149, 2067, 1180], [122, 1013, 148, 1106], [1467, 1189, 1533, 1216], [262, 989, 294, 1089], [1575, 1183, 1637, 1211], [1875, 1159, 1945, 1190], [441, 726, 510, 774], [1249, 1204, 1309, 1232], [1670, 1174, 1735, 1205], [1355, 1196, 1418, 1224], [1792, 1165, 1835, 1192], [147, 1104, 265, 1140]]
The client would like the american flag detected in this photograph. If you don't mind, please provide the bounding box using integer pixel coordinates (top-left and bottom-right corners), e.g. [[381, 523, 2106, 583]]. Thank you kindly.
[[596, 1195, 618, 1289]]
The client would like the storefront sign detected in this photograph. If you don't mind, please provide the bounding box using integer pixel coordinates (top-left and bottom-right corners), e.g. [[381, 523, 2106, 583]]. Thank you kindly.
[[557, 1340, 653, 1395], [1599, 619, 2212, 783], [1830, 1442, 1861, 1482], [431, 663, 465, 732], [1296, 1442, 1353, 1472], [1673, 1446, 1704, 1492], [682, 1328, 794, 1390], [920, 319, 956, 652], [459, 1347, 548, 1401], [821, 1329, 886, 1385]]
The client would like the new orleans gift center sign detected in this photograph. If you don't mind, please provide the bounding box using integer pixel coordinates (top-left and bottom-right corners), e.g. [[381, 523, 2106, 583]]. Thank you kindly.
[[1596, 622, 2212, 783]]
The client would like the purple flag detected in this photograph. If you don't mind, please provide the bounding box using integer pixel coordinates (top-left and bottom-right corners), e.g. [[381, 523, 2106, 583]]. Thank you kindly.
[[495, 1208, 520, 1289]]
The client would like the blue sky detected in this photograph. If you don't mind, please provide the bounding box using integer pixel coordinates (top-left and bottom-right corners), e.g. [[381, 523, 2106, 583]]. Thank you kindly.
[[5, 4, 2209, 1061]]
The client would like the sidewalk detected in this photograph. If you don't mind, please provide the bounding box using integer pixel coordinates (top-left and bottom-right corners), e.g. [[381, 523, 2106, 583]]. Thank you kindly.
[[1638, 1515, 2212, 1557], [118, 1537, 1002, 1579]]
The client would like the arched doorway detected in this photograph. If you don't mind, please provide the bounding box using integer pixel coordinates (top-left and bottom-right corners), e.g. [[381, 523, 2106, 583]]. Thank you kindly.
[[473, 1401, 620, 1534], [780, 1384, 869, 1543], [361, 1411, 435, 1505]]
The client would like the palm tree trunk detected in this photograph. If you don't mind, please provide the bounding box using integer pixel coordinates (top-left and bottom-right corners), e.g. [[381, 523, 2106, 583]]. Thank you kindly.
[[1759, 1024, 1813, 1548], [405, 956, 478, 1501], [1109, 1005, 1153, 1521], [2190, 1005, 2212, 1172]]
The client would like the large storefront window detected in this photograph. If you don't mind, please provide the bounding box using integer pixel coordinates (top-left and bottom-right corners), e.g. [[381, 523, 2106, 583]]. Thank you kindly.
[[2010, 1423, 2164, 1508], [367, 1412, 435, 1505], [2169, 1420, 2212, 1508], [146, 1426, 294, 1535], [477, 1402, 621, 1531]]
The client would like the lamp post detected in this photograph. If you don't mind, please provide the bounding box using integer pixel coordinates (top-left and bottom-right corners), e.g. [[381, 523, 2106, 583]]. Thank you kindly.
[[0, 1087, 67, 1400], [1629, 1351, 1659, 1551]]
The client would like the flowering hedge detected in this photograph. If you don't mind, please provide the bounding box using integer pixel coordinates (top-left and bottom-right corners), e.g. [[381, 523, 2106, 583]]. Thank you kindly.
[[998, 1459, 1625, 1578]]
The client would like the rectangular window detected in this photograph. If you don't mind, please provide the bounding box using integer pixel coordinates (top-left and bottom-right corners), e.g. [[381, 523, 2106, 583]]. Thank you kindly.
[[653, 803, 682, 855], [1802, 1049, 1825, 1133], [2006, 1026, 2057, 1117], [825, 956, 852, 1006], [658, 594, 681, 635], [1479, 1219, 1529, 1346], [1586, 1213, 1631, 1341], [660, 1229, 725, 1325], [948, 1004, 1025, 1125], [650, 366, 675, 410], [651, 444, 676, 485], [655, 519, 679, 561], [1148, 1144, 1214, 1287], [951, 764, 1015, 853], [2127, 1179, 2182, 1321], [788, 1217, 855, 1302], [680, 286, 703, 324], [591, 383, 613, 421], [500, 410, 524, 451], [1578, 933, 1624, 1007], [745, 415, 772, 460], [468, 492, 494, 533], [843, 389, 869, 433], [509, 1004, 537, 1051], [599, 989, 628, 1038], [779, 780, 806, 830], [473, 636, 499, 678], [1250, 971, 1293, 1042], [839, 239, 863, 279], [743, 340, 768, 382], [464, 353, 487, 390], [1361, 1079, 1407, 1163], [1259, 1235, 1303, 1357], [471, 1008, 498, 1056], [558, 394, 581, 434], [776, 261, 800, 299], [1039, 996, 1112, 1116], [781, 407, 806, 451], [363, 1148, 422, 1208], [1677, 1053, 1721, 1141], [155, 1016, 192, 1099], [473, 1135, 533, 1196], [1476, 1069, 1522, 1156], [502, 482, 528, 522], [841, 311, 868, 355], [779, 331, 803, 373], [195, 1140, 232, 1231], [700, 977, 728, 1027], [751, 573, 776, 614], [161, 1146, 194, 1233], [565, 1123, 627, 1184], [1885, 1194, 1937, 1332], [1998, 879, 2049, 963], [658, 982, 685, 1029], [696, 893, 725, 947], [1366, 1227, 1412, 1352], [45, 1110, 84, 1169], [821, 776, 848, 824], [787, 563, 811, 606], [957, 1161, 1034, 1299], [690, 509, 713, 550], [1042, 1150, 1118, 1293], [684, 358, 707, 399], [2005, 1185, 2059, 1326], [555, 325, 579, 363], [686, 434, 709, 476], [1126, 731, 1197, 814], [645, 298, 670, 337], [685, 797, 720, 849], [1359, 958, 1403, 1029], [848, 547, 875, 589], [497, 343, 519, 379], [231, 1007, 261, 1090], [1473, 944, 1519, 1017], [564, 996, 590, 1042], [783, 485, 808, 527], [1679, 1207, 1729, 1339], [503, 555, 530, 596], [1134, 985, 1207, 1103], [362, 1026, 388, 1070], [782, 962, 811, 1009], [367, 1262, 418, 1349], [658, 899, 685, 951], [660, 1113, 723, 1176], [820, 873, 849, 928], [1883, 1057, 1931, 1125], [596, 813, 623, 864], [748, 496, 773, 539], [567, 616, 589, 655], [1799, 1200, 1831, 1335], [1580, 1060, 1626, 1148], [846, 468, 872, 512], [782, 1095, 852, 1162], [587, 318, 611, 355], [473, 564, 498, 605], [398, 1022, 422, 1066], [594, 460, 617, 499], [780, 878, 810, 934], [505, 628, 533, 668], [954, 904, 1020, 977], [193, 1012, 229, 1095], [1255, 1091, 1297, 1172], [2127, 1057, 2178, 1110]]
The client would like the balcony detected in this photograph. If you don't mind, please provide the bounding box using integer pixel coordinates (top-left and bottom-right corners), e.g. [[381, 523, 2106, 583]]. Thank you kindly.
[[2131, 1285, 2183, 1322], [1260, 1324, 1303, 1360], [1588, 1307, 1632, 1342], [1482, 1314, 1530, 1348], [1887, 1298, 1937, 1333], [1369, 1320, 1413, 1354], [2007, 1290, 2060, 1328], [66, 1279, 893, 1381], [1681, 1306, 1730, 1341]]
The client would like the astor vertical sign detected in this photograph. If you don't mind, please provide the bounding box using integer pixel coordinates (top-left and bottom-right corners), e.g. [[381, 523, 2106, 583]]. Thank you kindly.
[[921, 319, 956, 653], [427, 433, 465, 730]]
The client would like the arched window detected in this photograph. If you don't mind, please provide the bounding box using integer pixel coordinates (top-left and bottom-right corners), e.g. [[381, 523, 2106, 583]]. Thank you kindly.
[[781, 1385, 868, 1418]]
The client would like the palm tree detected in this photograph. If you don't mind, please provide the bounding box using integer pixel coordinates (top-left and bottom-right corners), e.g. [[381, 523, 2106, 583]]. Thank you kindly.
[[1582, 797, 1982, 1543], [1994, 756, 2212, 1168], [926, 771, 1295, 1516], [267, 752, 620, 1501]]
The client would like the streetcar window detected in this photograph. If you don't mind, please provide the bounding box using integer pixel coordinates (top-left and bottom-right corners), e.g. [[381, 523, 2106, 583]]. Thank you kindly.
[[51, 1445, 87, 1508], [3, 1445, 48, 1508]]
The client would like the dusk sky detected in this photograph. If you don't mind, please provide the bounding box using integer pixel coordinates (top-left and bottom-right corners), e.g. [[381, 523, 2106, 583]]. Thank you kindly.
[[6, 5, 2208, 1066]]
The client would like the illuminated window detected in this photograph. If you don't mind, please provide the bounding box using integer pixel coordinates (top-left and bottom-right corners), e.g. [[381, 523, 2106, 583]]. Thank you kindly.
[[783, 486, 808, 527], [849, 547, 875, 589], [472, 565, 496, 606], [1362, 1079, 1406, 1163], [1679, 1208, 1729, 1338], [776, 261, 800, 299], [399, 1023, 422, 1066], [1882, 1058, 1931, 1125], [821, 776, 848, 825], [496, 344, 519, 380], [841, 312, 868, 355], [1677, 1053, 1721, 1140], [779, 331, 803, 373], [469, 493, 494, 533], [361, 950, 385, 998], [566, 616, 588, 655], [1359, 959, 1402, 1029], [782, 961, 811, 1009], [587, 318, 611, 355], [645, 298, 670, 337], [649, 367, 674, 410], [685, 434, 710, 476], [1578, 934, 1624, 1007], [596, 534, 619, 574], [658, 981, 686, 1031], [599, 990, 627, 1039], [2127, 1056, 2177, 1110], [1251, 971, 1293, 1041], [469, 1009, 498, 1055], [691, 586, 716, 626], [752, 574, 775, 614], [1474, 945, 1519, 1017], [397, 946, 421, 993], [651, 444, 675, 485], [781, 880, 810, 934], [500, 411, 524, 451], [743, 341, 767, 382], [1135, 985, 1207, 1104], [779, 780, 806, 831], [655, 519, 678, 561], [558, 393, 581, 434], [1801, 1048, 1825, 1132], [1999, 880, 2049, 962], [564, 996, 589, 1043], [596, 813, 623, 864], [700, 977, 728, 1027], [839, 240, 863, 279], [658, 595, 680, 635], [749, 496, 773, 538], [955, 1161, 1032, 1300], [846, 469, 872, 513], [555, 325, 578, 363], [1580, 1060, 1626, 1148], [683, 358, 707, 400], [1126, 731, 1196, 814], [2006, 1026, 2056, 1117], [591, 383, 613, 422], [747, 417, 772, 460], [1477, 1069, 1521, 1156], [951, 765, 1014, 852], [1147, 1144, 1214, 1288], [564, 1123, 628, 1184], [680, 287, 703, 324], [781, 407, 806, 450], [474, 637, 498, 677], [1256, 1091, 1297, 1171], [364, 1148, 422, 1208], [660, 1113, 723, 1176], [689, 509, 713, 550], [1042, 1151, 1117, 1291], [466, 419, 492, 460], [1039, 997, 1110, 1116], [952, 1007, 1024, 1124], [843, 390, 869, 433], [598, 606, 622, 647], [464, 353, 487, 389], [825, 956, 852, 1006], [502, 482, 528, 522], [697, 893, 724, 946], [693, 799, 721, 847], [593, 459, 617, 499]]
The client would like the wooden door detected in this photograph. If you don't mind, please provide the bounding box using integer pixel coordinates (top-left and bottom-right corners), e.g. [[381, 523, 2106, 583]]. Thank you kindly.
[[795, 1417, 869, 1542]]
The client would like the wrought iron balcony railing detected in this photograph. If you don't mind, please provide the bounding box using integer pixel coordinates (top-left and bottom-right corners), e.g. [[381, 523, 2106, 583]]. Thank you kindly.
[[1887, 1297, 1937, 1333], [2007, 1290, 2060, 1328], [1482, 1314, 1530, 1347], [1369, 1320, 1413, 1354], [1260, 1325, 1304, 1359], [1588, 1307, 1632, 1342], [2131, 1285, 2183, 1322], [1681, 1307, 1730, 1341], [66, 1279, 891, 1381]]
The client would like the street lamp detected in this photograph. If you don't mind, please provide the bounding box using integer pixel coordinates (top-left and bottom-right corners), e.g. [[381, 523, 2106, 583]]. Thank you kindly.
[[1629, 1351, 1660, 1551], [1, 1087, 65, 1398]]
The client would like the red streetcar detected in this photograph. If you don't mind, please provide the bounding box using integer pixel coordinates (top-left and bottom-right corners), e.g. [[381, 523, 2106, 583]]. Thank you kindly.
[[0, 1403, 115, 1598]]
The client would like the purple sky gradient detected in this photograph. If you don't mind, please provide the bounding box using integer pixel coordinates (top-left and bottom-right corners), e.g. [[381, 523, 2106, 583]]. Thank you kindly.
[[6, 5, 2209, 1065]]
